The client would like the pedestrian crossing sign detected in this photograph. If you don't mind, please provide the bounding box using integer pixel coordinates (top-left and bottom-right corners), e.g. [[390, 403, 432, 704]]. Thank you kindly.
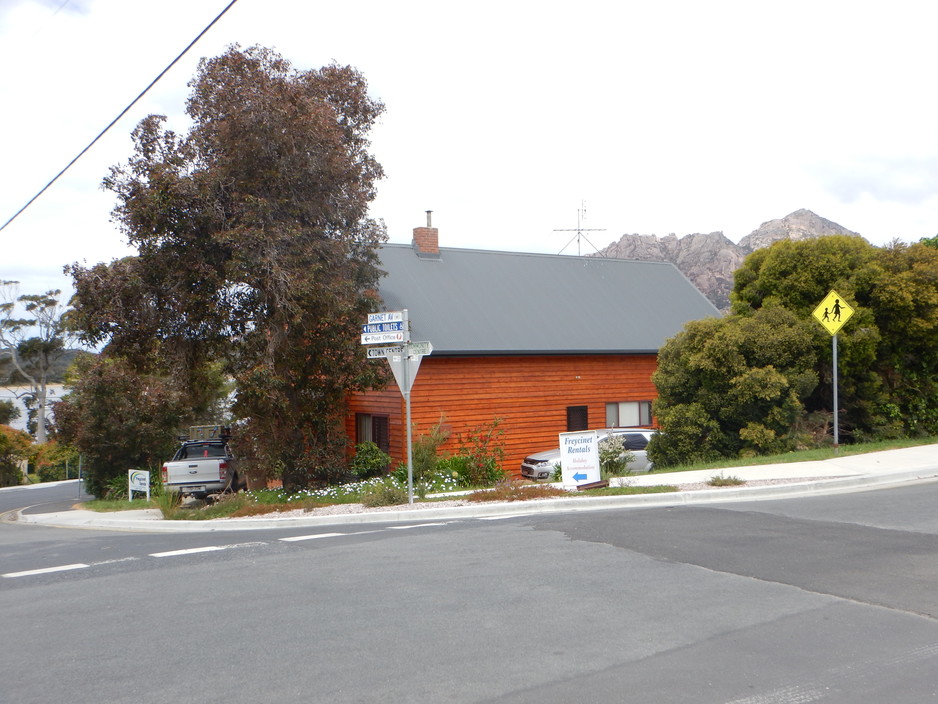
[[812, 289, 855, 335]]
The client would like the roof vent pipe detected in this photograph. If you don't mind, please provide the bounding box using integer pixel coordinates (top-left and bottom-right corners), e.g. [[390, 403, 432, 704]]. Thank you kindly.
[[426, 210, 432, 227]]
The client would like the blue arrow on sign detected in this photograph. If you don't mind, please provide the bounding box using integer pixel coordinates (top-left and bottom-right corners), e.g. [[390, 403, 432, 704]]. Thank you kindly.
[[572, 471, 588, 482]]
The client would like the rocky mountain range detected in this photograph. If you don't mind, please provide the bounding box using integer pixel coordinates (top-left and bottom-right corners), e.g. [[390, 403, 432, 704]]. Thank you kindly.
[[595, 209, 861, 311]]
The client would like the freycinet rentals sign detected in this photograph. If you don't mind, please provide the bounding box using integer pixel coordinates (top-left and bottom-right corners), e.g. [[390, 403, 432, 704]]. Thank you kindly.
[[559, 431, 600, 486], [128, 469, 150, 501]]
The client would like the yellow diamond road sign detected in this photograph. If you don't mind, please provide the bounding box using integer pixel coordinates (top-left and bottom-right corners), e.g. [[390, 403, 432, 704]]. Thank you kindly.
[[812, 289, 855, 335]]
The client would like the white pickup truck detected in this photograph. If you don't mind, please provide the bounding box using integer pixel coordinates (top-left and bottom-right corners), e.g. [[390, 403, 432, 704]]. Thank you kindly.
[[160, 427, 244, 498]]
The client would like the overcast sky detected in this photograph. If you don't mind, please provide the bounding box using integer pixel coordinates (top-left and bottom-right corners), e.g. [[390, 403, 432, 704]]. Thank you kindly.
[[2, 0, 937, 297]]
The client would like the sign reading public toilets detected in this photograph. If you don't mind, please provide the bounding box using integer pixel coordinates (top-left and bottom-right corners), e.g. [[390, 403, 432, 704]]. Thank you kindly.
[[559, 431, 601, 486]]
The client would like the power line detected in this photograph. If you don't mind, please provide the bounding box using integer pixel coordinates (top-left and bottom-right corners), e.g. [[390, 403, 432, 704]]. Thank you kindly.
[[0, 0, 241, 234]]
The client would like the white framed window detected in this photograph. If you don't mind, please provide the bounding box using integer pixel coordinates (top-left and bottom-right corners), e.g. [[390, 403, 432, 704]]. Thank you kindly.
[[605, 401, 652, 428]]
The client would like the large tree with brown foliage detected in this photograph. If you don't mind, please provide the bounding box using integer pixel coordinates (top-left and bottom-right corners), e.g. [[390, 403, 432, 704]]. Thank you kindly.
[[66, 45, 388, 491]]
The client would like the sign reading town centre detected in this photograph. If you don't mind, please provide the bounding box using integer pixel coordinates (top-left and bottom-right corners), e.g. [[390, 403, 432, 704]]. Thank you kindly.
[[559, 430, 601, 486]]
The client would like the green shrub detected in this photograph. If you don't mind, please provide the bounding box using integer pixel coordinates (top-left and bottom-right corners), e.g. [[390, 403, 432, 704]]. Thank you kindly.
[[454, 417, 506, 487], [599, 435, 634, 479], [36, 463, 66, 482], [436, 455, 468, 484], [360, 477, 408, 507], [349, 441, 391, 480], [156, 488, 183, 518], [412, 418, 450, 483], [103, 474, 128, 500]]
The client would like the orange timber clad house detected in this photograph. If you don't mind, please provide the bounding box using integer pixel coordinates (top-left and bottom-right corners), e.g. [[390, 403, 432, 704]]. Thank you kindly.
[[346, 219, 718, 476]]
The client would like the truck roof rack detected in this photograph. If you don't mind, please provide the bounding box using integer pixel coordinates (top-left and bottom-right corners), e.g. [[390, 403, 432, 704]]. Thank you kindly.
[[178, 425, 231, 443]]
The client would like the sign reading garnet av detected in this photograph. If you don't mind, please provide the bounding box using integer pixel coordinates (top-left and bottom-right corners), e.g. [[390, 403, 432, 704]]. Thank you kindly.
[[559, 431, 601, 487]]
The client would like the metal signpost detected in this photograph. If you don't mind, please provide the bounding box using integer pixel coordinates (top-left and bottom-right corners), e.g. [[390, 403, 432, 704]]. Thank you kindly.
[[811, 289, 855, 448], [360, 309, 433, 504]]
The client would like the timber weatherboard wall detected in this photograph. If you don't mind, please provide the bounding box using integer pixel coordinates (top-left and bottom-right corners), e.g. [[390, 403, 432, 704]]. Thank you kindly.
[[347, 354, 659, 476]]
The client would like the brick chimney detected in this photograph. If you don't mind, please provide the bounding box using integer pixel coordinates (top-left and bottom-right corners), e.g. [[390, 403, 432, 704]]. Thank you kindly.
[[412, 210, 440, 258]]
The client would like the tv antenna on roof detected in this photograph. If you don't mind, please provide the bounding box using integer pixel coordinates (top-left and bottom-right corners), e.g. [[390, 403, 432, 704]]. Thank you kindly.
[[554, 201, 606, 256]]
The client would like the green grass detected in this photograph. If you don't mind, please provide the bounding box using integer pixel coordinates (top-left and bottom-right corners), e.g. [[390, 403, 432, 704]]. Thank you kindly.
[[83, 498, 155, 512], [650, 436, 938, 475]]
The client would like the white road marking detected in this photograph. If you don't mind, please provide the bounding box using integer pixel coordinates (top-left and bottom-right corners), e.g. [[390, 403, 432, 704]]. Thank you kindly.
[[3, 563, 89, 578], [93, 557, 139, 566], [279, 532, 346, 542], [150, 541, 266, 557], [4, 523, 452, 579], [150, 546, 226, 558]]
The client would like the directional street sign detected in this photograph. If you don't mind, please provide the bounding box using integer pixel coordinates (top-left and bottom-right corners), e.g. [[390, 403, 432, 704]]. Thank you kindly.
[[366, 341, 432, 359], [367, 345, 404, 358], [812, 289, 855, 336], [367, 311, 403, 324], [406, 341, 432, 356], [361, 331, 407, 345], [362, 321, 405, 334]]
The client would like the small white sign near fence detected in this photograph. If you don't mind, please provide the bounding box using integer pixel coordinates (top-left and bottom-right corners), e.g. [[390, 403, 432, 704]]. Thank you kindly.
[[128, 469, 150, 501]]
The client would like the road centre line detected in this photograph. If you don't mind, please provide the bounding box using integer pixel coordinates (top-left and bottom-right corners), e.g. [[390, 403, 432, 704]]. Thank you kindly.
[[280, 532, 346, 542], [5, 524, 454, 579], [280, 523, 451, 542], [150, 541, 267, 558], [150, 546, 226, 558], [3, 563, 89, 578]]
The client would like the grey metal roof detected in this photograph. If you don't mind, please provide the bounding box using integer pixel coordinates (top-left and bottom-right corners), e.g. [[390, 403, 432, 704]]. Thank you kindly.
[[376, 243, 720, 355]]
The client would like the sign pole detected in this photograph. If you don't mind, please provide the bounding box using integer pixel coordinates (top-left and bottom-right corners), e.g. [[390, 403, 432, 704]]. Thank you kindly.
[[403, 309, 414, 504], [812, 290, 854, 450], [832, 334, 839, 449], [361, 307, 430, 506]]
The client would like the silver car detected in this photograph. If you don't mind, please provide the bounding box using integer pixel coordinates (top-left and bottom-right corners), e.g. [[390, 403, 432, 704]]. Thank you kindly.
[[520, 428, 657, 480]]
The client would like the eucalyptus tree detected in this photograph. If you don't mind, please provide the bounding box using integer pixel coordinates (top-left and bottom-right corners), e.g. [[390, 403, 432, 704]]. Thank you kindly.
[[0, 282, 72, 443], [67, 46, 388, 490]]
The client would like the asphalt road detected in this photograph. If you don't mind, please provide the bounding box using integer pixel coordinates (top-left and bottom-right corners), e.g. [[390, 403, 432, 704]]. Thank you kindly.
[[3, 481, 938, 703]]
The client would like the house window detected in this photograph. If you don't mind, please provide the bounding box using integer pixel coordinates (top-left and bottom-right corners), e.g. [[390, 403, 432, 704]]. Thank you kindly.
[[566, 405, 588, 431], [356, 413, 390, 454], [605, 401, 652, 427]]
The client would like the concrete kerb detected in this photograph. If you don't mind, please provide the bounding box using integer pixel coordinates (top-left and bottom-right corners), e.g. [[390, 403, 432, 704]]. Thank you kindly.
[[12, 461, 938, 533]]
